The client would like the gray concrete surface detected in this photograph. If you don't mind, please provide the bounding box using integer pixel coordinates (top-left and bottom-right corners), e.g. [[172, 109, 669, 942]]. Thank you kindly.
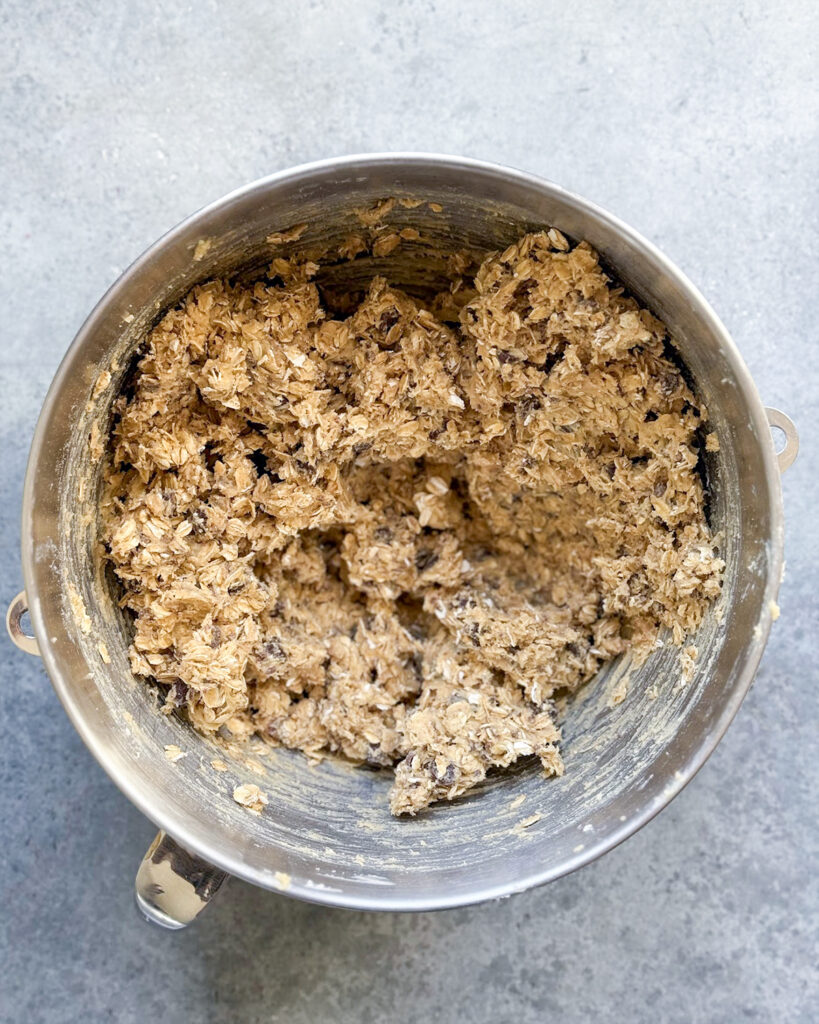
[[2, 1, 817, 1021]]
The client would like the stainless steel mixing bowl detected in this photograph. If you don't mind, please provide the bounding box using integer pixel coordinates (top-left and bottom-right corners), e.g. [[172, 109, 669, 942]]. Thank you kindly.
[[7, 154, 798, 928]]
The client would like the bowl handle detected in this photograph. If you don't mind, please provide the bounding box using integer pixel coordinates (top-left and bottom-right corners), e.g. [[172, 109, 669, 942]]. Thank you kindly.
[[765, 408, 799, 473], [135, 830, 229, 929], [6, 590, 40, 656]]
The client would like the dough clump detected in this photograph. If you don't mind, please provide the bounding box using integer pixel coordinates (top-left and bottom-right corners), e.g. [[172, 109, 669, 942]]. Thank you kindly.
[[101, 230, 722, 815]]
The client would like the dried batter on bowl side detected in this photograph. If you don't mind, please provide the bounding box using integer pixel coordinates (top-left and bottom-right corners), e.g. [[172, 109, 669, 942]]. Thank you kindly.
[[100, 230, 723, 815]]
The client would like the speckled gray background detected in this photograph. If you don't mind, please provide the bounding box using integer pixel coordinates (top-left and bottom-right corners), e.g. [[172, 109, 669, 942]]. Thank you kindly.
[[2, 1, 817, 1021]]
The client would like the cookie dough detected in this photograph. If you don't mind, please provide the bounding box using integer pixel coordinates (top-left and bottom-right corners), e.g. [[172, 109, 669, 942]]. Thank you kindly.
[[101, 229, 723, 815]]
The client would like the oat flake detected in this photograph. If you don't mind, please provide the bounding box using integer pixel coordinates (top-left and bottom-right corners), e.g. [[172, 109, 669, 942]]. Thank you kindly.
[[232, 783, 268, 813]]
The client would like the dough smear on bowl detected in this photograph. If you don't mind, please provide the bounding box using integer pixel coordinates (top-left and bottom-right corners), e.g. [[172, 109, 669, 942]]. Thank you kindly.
[[100, 229, 723, 815]]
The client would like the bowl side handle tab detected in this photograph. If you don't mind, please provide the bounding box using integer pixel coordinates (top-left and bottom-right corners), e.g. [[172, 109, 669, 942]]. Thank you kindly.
[[135, 830, 229, 929]]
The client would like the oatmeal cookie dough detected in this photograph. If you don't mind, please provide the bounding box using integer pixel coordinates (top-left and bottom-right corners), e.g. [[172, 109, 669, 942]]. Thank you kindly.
[[101, 230, 723, 815]]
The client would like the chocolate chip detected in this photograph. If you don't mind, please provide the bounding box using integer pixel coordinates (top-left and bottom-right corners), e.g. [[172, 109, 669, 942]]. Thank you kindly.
[[658, 370, 681, 396], [519, 395, 542, 417], [428, 760, 458, 785], [374, 525, 393, 542], [169, 680, 188, 706], [415, 549, 439, 572], [378, 309, 400, 331], [365, 744, 394, 769], [260, 637, 285, 661], [189, 508, 208, 534], [497, 350, 518, 364]]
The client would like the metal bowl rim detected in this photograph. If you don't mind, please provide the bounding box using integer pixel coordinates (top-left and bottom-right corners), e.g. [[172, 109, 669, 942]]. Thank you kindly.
[[21, 152, 784, 911]]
